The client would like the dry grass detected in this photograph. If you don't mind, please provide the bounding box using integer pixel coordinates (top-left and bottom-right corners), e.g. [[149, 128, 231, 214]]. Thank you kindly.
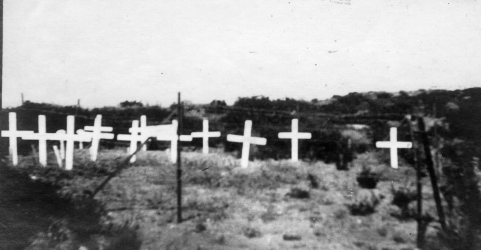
[[3, 149, 447, 250]]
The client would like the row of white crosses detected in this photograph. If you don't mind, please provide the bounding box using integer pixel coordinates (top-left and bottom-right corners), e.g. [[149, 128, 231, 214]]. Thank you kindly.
[[2, 111, 412, 169]]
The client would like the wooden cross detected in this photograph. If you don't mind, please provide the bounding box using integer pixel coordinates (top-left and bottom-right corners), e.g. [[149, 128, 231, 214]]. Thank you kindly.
[[227, 120, 266, 168], [53, 145, 62, 168], [278, 119, 311, 161], [21, 115, 63, 166], [191, 119, 221, 154], [140, 115, 147, 151], [83, 115, 114, 161], [376, 127, 412, 169], [117, 120, 142, 163], [56, 130, 66, 160], [1, 112, 33, 166], [155, 120, 191, 163], [76, 129, 85, 149], [54, 116, 92, 170]]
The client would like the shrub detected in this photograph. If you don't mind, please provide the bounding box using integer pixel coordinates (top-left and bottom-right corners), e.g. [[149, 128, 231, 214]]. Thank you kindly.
[[243, 227, 262, 238], [347, 189, 383, 216], [390, 184, 417, 219], [286, 187, 310, 199], [357, 165, 380, 189]]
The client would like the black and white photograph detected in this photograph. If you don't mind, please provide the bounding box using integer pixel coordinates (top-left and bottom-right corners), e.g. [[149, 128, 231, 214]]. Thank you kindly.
[[1, 0, 481, 249]]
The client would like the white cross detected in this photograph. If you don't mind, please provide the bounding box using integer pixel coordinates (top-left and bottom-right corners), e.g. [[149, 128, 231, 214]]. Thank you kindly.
[[140, 115, 148, 151], [84, 115, 114, 161], [54, 116, 92, 170], [191, 119, 221, 154], [155, 120, 192, 163], [53, 145, 63, 168], [227, 120, 267, 168], [278, 119, 311, 161], [1, 112, 33, 166], [21, 115, 63, 167], [117, 120, 142, 163], [129, 116, 174, 152], [376, 127, 412, 169], [56, 130, 66, 160], [76, 129, 85, 149]]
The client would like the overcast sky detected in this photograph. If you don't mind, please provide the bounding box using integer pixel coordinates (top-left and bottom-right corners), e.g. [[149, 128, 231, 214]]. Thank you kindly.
[[3, 0, 481, 108]]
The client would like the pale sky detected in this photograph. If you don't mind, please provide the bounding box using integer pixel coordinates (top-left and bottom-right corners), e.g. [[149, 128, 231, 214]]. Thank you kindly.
[[3, 0, 481, 108]]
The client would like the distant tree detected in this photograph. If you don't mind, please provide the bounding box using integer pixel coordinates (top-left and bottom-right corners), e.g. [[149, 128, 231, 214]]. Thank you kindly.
[[119, 101, 143, 108], [210, 100, 227, 106]]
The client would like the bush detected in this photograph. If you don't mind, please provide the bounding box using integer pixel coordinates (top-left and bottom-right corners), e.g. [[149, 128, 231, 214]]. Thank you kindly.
[[347, 189, 383, 216], [390, 184, 417, 219], [357, 165, 380, 189], [243, 227, 262, 238]]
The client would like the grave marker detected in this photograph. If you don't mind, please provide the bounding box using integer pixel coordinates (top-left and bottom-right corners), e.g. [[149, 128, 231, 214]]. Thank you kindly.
[[54, 116, 92, 170], [0, 112, 33, 166], [76, 129, 85, 149], [117, 120, 142, 163], [141, 115, 147, 151], [278, 119, 311, 161], [227, 120, 267, 168], [376, 127, 412, 169], [56, 130, 66, 159], [191, 119, 221, 154], [83, 115, 114, 161], [156, 120, 192, 163], [53, 145, 63, 168], [22, 115, 65, 166]]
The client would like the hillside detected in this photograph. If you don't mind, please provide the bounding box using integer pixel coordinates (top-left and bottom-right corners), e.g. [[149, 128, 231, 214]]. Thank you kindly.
[[1, 88, 481, 249]]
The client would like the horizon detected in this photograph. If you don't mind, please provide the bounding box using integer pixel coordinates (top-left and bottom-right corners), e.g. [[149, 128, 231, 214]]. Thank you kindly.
[[6, 86, 478, 110], [3, 0, 481, 108]]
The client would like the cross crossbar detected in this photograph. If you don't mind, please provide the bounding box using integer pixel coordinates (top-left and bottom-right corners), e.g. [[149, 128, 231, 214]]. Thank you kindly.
[[117, 120, 141, 163], [83, 115, 114, 161], [376, 127, 412, 169], [226, 120, 267, 168], [0, 112, 34, 166], [278, 119, 311, 161], [191, 119, 221, 154]]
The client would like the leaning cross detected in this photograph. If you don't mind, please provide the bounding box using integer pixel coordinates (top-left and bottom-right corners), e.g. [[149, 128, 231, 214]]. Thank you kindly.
[[376, 127, 412, 169], [117, 120, 142, 163], [54, 116, 92, 170], [1, 112, 33, 166], [191, 119, 221, 154], [278, 119, 311, 161], [84, 115, 114, 161], [22, 115, 64, 166], [227, 120, 267, 168], [56, 130, 66, 160]]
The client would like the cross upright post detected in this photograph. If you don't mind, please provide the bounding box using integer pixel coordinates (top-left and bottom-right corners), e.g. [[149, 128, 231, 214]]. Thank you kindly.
[[56, 130, 66, 160], [376, 127, 412, 169], [141, 115, 148, 151], [278, 119, 311, 161], [1, 112, 33, 166], [21, 115, 62, 166], [54, 116, 92, 170], [117, 120, 142, 163], [227, 120, 267, 168], [84, 115, 114, 161], [191, 119, 221, 154], [156, 120, 192, 163]]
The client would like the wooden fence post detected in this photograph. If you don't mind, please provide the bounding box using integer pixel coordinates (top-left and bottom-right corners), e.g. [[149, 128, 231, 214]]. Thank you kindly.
[[407, 116, 424, 248], [177, 92, 183, 223], [418, 116, 446, 231]]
